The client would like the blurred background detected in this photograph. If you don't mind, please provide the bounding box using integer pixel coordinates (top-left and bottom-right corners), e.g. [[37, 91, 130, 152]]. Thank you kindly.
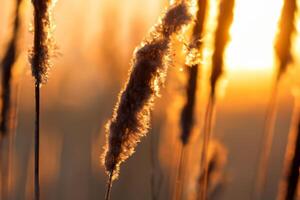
[[0, 0, 299, 199]]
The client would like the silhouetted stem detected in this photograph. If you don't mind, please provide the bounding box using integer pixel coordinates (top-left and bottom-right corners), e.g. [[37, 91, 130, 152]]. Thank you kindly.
[[0, 0, 21, 137], [150, 129, 163, 200], [0, 0, 22, 198], [277, 105, 300, 200], [150, 131, 156, 200], [0, 141, 3, 199], [177, 0, 207, 195], [284, 116, 300, 200], [199, 96, 215, 200], [173, 145, 185, 200], [34, 83, 40, 200], [254, 81, 280, 200], [105, 172, 113, 200], [0, 83, 20, 200], [7, 82, 21, 200]]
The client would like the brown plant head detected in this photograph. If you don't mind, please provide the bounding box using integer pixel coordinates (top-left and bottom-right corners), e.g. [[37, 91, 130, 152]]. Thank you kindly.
[[161, 2, 191, 37], [274, 0, 297, 79], [211, 0, 235, 97], [29, 0, 56, 85], [102, 1, 191, 180]]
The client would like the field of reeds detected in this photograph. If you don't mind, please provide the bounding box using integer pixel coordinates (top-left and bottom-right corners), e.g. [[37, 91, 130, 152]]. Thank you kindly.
[[0, 0, 299, 200]]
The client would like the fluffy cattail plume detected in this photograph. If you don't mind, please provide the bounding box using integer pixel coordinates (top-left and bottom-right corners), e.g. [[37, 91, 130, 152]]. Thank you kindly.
[[274, 0, 297, 81], [102, 2, 191, 199], [210, 0, 234, 97], [255, 1, 297, 198], [104, 38, 169, 178], [197, 140, 227, 200], [0, 0, 22, 138], [277, 104, 300, 200], [30, 0, 56, 85], [199, 0, 235, 199]]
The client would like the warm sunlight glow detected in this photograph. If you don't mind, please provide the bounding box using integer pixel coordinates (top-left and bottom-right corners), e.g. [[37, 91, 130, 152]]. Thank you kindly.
[[225, 0, 284, 72]]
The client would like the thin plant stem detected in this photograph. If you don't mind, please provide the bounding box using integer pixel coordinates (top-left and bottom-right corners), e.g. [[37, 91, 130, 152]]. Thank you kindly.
[[0, 0, 21, 196], [0, 141, 3, 199], [34, 83, 40, 200], [150, 129, 163, 200], [1, 81, 21, 200], [150, 113, 156, 200], [199, 0, 235, 196], [254, 80, 280, 200], [173, 144, 185, 200], [284, 115, 300, 200], [0, 0, 21, 137], [105, 171, 113, 200], [277, 103, 300, 200], [177, 65, 199, 200], [7, 81, 21, 200], [30, 0, 56, 198], [150, 131, 156, 200], [177, 0, 208, 197], [199, 95, 215, 200]]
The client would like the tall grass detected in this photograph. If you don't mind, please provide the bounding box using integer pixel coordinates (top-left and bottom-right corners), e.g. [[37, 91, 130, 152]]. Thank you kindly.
[[29, 0, 56, 199], [150, 125, 163, 200], [277, 102, 300, 200], [180, 0, 208, 146], [0, 0, 22, 137], [255, 0, 297, 198], [199, 0, 235, 199], [0, 0, 22, 198], [174, 0, 208, 199], [102, 2, 191, 200]]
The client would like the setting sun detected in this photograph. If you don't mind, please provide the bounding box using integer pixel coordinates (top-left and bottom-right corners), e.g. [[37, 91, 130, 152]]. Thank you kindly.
[[225, 0, 284, 72]]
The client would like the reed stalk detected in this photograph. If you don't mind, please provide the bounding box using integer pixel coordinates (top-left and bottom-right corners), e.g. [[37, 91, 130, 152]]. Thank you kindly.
[[30, 0, 56, 199], [277, 102, 300, 200], [254, 0, 297, 198], [180, 0, 208, 146], [198, 0, 235, 199], [199, 95, 215, 200], [102, 2, 191, 200], [174, 1, 208, 199], [173, 145, 185, 200], [254, 83, 279, 199], [34, 83, 40, 200], [0, 0, 22, 199], [150, 125, 163, 200], [0, 0, 22, 137]]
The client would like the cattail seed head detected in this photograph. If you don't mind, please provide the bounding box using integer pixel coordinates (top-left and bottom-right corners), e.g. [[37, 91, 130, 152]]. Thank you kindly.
[[211, 0, 235, 97], [274, 0, 297, 79], [161, 2, 192, 37], [102, 2, 191, 179], [104, 39, 169, 174], [180, 64, 198, 144], [29, 0, 56, 85]]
